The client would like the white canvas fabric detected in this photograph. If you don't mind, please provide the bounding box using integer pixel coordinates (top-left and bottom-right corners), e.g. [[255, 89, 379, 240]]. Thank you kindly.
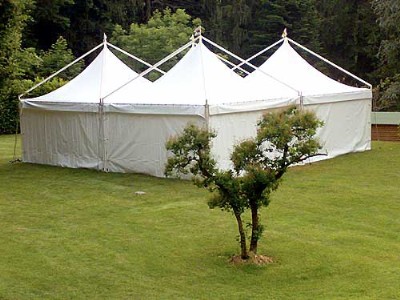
[[245, 39, 371, 103], [21, 109, 102, 169], [241, 38, 372, 164], [106, 40, 298, 115], [106, 41, 245, 105], [20, 44, 153, 171], [21, 45, 151, 111], [20, 37, 372, 177]]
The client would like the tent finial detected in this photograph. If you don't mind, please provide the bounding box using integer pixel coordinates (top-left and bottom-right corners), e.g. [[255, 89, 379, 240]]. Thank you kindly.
[[194, 26, 202, 39], [190, 34, 196, 47], [103, 33, 107, 44], [281, 28, 288, 39]]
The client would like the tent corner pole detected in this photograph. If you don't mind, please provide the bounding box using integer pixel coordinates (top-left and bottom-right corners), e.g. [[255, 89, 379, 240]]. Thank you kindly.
[[205, 101, 210, 131], [11, 96, 23, 163]]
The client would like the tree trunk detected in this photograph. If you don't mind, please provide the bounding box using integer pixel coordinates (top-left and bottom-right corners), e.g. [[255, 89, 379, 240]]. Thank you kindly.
[[234, 211, 248, 259], [249, 203, 258, 254]]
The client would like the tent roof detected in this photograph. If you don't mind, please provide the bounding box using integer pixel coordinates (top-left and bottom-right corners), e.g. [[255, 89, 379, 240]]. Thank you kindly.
[[106, 40, 249, 105], [106, 40, 301, 107], [25, 45, 150, 103], [246, 39, 369, 98]]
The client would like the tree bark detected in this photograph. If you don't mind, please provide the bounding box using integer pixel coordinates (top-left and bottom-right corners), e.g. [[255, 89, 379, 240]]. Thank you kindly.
[[249, 203, 259, 254], [234, 211, 248, 259]]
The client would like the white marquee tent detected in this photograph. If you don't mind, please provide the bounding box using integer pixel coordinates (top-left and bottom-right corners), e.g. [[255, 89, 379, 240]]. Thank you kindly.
[[244, 37, 372, 160], [20, 42, 152, 170], [19, 34, 372, 177], [101, 38, 300, 175]]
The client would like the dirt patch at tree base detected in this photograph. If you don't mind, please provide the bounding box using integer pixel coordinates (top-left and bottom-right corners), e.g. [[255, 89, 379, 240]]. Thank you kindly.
[[229, 254, 273, 266]]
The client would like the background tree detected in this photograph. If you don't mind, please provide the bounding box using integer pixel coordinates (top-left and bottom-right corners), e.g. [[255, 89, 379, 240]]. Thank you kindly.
[[244, 0, 321, 65], [23, 0, 74, 50], [111, 8, 201, 79], [165, 106, 322, 260], [316, 0, 380, 86], [373, 0, 400, 111], [0, 0, 34, 134]]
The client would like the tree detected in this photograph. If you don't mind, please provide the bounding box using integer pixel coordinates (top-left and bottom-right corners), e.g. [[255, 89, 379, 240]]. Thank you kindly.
[[23, 0, 74, 50], [38, 36, 83, 80], [316, 0, 380, 86], [111, 8, 201, 78], [0, 0, 34, 134], [165, 106, 322, 260], [62, 0, 145, 57], [236, 0, 321, 67], [373, 0, 400, 111]]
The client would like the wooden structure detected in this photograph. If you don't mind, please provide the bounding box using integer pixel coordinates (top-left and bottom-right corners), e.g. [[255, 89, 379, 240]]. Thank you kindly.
[[371, 112, 400, 141]]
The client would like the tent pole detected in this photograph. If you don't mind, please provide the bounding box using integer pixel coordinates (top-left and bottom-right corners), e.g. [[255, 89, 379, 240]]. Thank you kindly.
[[19, 42, 104, 99], [231, 38, 284, 72], [103, 37, 200, 100], [106, 42, 166, 75], [202, 36, 300, 94], [205, 101, 210, 130], [299, 92, 304, 109], [197, 33, 211, 128], [287, 38, 372, 89], [99, 34, 107, 172], [11, 97, 22, 163]]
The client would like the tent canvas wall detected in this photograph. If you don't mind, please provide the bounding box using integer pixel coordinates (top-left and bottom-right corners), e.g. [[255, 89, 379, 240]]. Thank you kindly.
[[102, 39, 299, 175], [20, 36, 372, 177], [20, 43, 152, 170], [244, 38, 372, 161]]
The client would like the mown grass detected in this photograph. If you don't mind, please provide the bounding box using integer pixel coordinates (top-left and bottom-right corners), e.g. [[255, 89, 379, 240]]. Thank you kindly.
[[0, 134, 399, 299]]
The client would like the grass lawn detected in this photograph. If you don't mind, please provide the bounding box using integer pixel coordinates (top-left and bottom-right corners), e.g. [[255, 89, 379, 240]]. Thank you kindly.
[[0, 134, 399, 299]]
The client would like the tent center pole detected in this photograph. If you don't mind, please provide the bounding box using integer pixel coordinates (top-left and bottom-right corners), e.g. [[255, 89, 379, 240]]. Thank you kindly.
[[205, 101, 210, 131]]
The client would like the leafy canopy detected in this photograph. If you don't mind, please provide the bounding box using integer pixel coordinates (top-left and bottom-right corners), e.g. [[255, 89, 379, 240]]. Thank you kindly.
[[111, 8, 201, 79], [165, 106, 323, 259]]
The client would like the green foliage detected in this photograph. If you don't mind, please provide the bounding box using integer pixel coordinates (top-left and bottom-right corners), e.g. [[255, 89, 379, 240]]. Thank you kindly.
[[111, 8, 201, 76], [373, 0, 400, 111], [23, 0, 74, 49], [0, 33, 80, 134], [0, 0, 34, 134], [316, 0, 380, 86], [2, 134, 400, 298], [165, 124, 217, 182], [165, 106, 323, 258], [38, 36, 83, 80], [244, 0, 321, 64]]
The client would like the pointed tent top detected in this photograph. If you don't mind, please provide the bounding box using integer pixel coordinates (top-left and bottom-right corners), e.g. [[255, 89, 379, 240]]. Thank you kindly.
[[103, 33, 108, 43], [194, 26, 202, 38], [251, 40, 365, 96], [190, 34, 196, 47], [281, 28, 288, 39], [108, 39, 246, 105], [27, 46, 150, 103]]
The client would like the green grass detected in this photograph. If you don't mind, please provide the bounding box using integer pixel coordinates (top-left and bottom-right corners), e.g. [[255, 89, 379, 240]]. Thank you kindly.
[[1, 134, 399, 299]]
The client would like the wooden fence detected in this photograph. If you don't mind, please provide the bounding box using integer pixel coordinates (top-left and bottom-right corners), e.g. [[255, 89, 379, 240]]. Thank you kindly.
[[371, 112, 400, 142]]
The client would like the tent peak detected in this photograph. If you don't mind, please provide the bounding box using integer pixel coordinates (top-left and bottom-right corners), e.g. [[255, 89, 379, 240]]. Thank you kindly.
[[281, 28, 288, 39], [194, 26, 202, 38]]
